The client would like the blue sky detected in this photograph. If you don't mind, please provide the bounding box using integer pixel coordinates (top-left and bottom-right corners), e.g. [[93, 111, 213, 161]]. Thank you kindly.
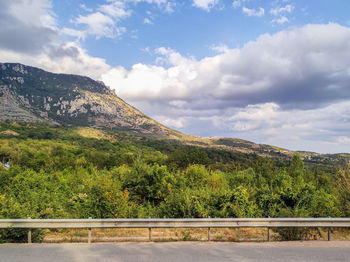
[[1, 0, 350, 153], [54, 0, 350, 68]]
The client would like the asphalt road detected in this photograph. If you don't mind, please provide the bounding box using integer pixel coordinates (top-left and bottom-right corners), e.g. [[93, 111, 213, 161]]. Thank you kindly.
[[0, 241, 349, 262]]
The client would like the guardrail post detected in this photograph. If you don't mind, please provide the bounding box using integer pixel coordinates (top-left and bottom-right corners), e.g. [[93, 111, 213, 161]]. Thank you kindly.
[[267, 216, 270, 242], [208, 227, 211, 241], [148, 216, 152, 241], [27, 217, 31, 244], [328, 216, 331, 241], [88, 217, 92, 244]]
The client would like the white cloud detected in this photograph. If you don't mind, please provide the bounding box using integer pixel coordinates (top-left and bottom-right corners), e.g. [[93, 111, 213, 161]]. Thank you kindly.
[[0, 0, 111, 79], [6, 0, 56, 28], [65, 0, 173, 40], [270, 4, 293, 25], [132, 0, 168, 5], [193, 0, 219, 11], [270, 4, 294, 16], [153, 115, 185, 128], [210, 44, 229, 53], [0, 0, 57, 53], [144, 18, 153, 24], [338, 136, 350, 145], [242, 7, 265, 17], [232, 103, 279, 122], [155, 47, 195, 66], [271, 16, 289, 25], [141, 46, 151, 53], [143, 10, 155, 25], [103, 23, 350, 107], [74, 12, 118, 39], [232, 0, 249, 9], [80, 4, 93, 12], [232, 0, 241, 9], [116, 26, 127, 36], [61, 28, 86, 40], [164, 2, 176, 13], [125, 0, 175, 12], [98, 1, 131, 19], [203, 100, 350, 153], [0, 42, 111, 80], [69, 3, 129, 40]]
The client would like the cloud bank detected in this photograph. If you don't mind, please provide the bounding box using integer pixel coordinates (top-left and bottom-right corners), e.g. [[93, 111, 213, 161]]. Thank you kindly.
[[101, 23, 350, 152], [0, 0, 111, 79], [103, 23, 350, 110], [1, 0, 350, 153]]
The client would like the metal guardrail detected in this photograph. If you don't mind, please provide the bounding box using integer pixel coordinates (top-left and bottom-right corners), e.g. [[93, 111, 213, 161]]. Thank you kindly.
[[1, 218, 349, 243]]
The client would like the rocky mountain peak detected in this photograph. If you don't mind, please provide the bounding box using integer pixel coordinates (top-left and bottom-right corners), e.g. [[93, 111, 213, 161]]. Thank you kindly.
[[0, 62, 176, 138]]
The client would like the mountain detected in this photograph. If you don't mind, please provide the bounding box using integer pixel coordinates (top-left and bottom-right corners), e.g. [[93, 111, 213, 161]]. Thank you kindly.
[[1, 62, 349, 166], [0, 62, 178, 138]]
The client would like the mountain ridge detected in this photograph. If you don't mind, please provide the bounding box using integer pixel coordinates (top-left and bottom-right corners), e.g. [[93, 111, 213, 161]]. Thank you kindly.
[[1, 62, 349, 163]]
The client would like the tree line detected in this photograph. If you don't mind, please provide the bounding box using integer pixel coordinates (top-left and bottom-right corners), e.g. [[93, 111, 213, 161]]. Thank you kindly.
[[0, 122, 349, 242]]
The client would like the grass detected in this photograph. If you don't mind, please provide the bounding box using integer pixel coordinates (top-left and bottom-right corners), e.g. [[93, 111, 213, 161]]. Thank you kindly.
[[43, 228, 273, 243], [74, 127, 117, 141], [41, 228, 350, 243]]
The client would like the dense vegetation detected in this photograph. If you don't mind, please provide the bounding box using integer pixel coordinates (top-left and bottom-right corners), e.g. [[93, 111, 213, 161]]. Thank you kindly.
[[0, 121, 349, 242]]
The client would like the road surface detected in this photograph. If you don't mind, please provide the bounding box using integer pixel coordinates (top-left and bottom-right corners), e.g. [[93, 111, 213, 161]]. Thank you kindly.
[[0, 241, 349, 262]]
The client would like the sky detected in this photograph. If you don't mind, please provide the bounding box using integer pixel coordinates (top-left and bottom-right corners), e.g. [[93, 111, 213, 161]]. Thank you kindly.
[[1, 0, 350, 153]]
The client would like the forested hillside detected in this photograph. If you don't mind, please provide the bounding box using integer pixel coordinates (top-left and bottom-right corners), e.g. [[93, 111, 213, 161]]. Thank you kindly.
[[1, 121, 349, 242]]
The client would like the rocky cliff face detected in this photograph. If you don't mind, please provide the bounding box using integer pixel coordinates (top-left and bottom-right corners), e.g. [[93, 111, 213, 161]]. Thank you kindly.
[[0, 63, 175, 137]]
